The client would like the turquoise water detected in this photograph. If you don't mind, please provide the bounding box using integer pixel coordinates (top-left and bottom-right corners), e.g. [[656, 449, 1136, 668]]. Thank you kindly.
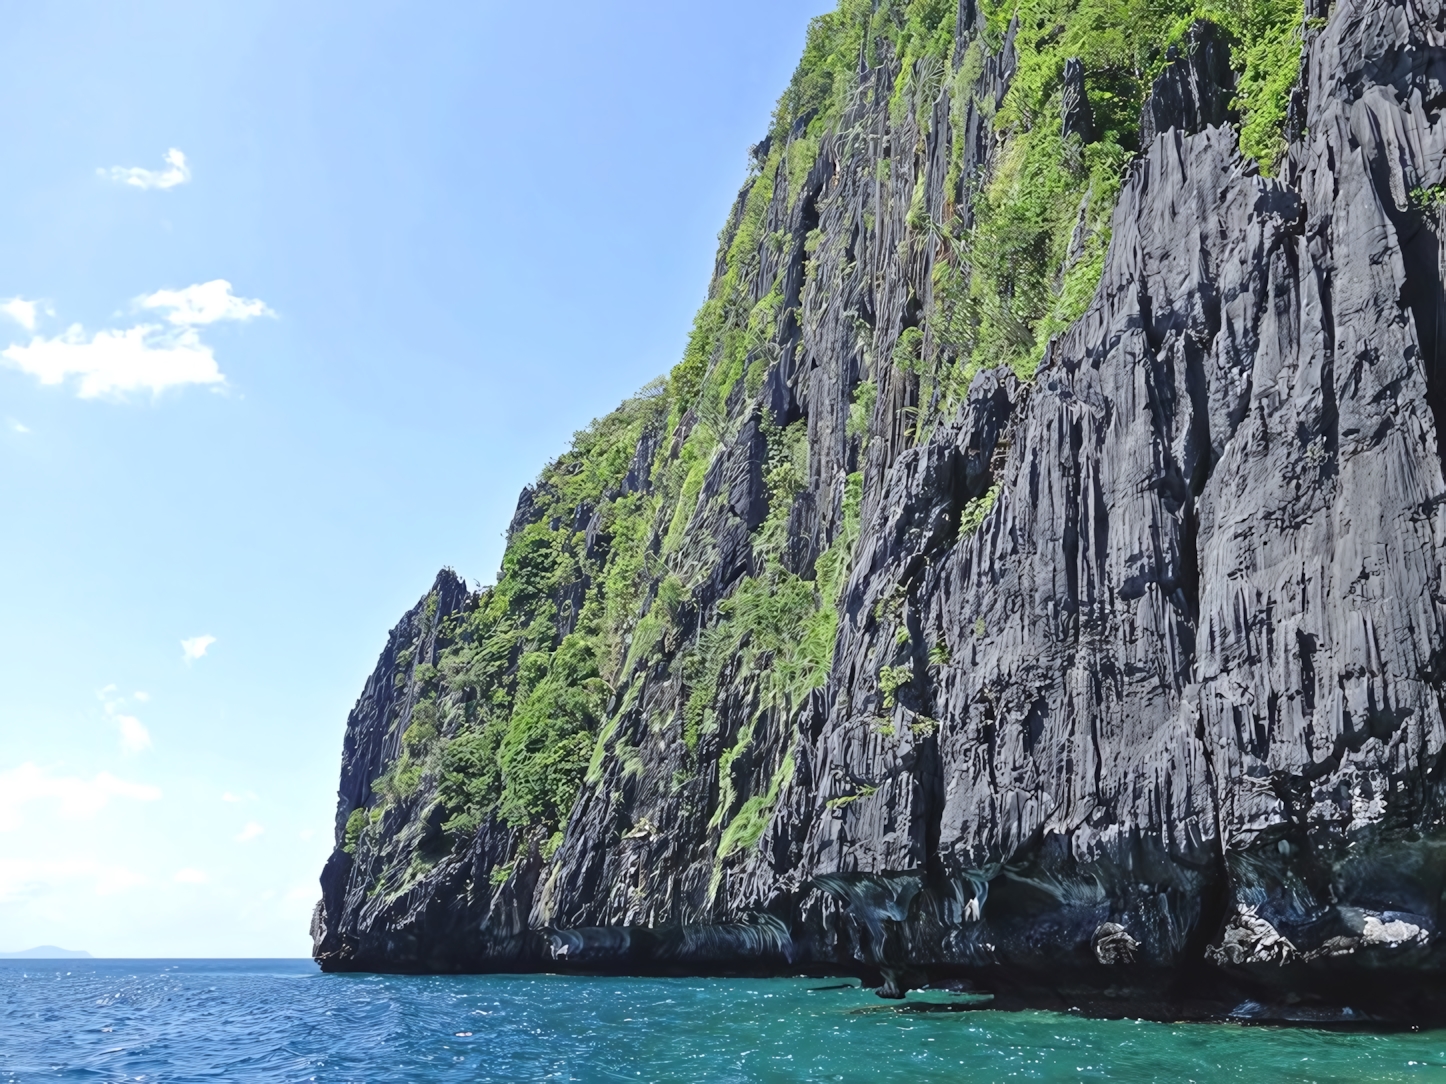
[[4, 960, 1446, 1082]]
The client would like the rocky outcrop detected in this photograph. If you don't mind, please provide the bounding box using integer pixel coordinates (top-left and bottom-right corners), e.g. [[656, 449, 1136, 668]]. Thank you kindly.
[[1138, 21, 1235, 145], [314, 0, 1446, 1023]]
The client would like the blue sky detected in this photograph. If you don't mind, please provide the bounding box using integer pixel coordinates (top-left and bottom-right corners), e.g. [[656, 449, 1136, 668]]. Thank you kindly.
[[0, 0, 830, 957]]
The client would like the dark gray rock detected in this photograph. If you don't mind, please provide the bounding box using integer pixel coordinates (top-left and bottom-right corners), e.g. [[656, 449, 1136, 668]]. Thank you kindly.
[[314, 0, 1446, 1023], [1139, 21, 1236, 146], [506, 485, 548, 544], [1061, 57, 1094, 143]]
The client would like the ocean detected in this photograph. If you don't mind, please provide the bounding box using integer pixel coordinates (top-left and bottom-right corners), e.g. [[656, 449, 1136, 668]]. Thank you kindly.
[[2, 959, 1444, 1082]]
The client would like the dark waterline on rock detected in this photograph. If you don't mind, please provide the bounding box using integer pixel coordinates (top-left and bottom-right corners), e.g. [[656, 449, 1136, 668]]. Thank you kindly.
[[3, 959, 1446, 1082]]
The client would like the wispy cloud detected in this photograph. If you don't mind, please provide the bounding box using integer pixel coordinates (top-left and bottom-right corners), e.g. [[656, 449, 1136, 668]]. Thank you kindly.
[[2, 324, 223, 398], [139, 280, 272, 326], [221, 790, 256, 804], [181, 634, 215, 662], [100, 687, 152, 754], [0, 861, 146, 901], [115, 715, 152, 754], [8, 420, 28, 434], [173, 867, 208, 884], [101, 148, 190, 190], [235, 822, 264, 843], [0, 298, 45, 331], [0, 763, 161, 832], [0, 857, 147, 901]]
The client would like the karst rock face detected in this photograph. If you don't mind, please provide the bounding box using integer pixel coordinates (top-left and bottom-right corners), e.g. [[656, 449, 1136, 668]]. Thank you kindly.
[[313, 0, 1446, 1021]]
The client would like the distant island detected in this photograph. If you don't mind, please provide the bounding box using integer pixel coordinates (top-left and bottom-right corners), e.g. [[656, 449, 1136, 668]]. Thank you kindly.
[[0, 946, 92, 959]]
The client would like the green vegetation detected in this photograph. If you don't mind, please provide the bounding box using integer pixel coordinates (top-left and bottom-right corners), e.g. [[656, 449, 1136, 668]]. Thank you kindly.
[[770, 0, 958, 152], [752, 0, 1304, 437], [1411, 184, 1446, 212], [879, 664, 915, 708], [718, 752, 796, 860], [351, 0, 1314, 897], [826, 783, 880, 809], [926, 0, 1303, 405], [960, 483, 1001, 535], [847, 381, 878, 445], [343, 808, 367, 855], [1229, 0, 1307, 166], [352, 382, 678, 854]]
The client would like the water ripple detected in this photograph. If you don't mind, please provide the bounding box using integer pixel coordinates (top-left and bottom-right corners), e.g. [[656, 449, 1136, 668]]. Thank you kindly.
[[2, 961, 1445, 1082]]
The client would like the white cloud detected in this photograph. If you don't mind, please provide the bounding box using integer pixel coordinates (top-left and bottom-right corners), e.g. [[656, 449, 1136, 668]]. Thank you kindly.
[[101, 148, 190, 190], [173, 868, 208, 884], [99, 688, 151, 753], [3, 323, 223, 399], [235, 822, 264, 843], [133, 691, 150, 702], [0, 763, 161, 832], [221, 790, 256, 804], [0, 298, 43, 331], [181, 634, 216, 662], [9, 420, 28, 434], [0, 282, 270, 401], [138, 280, 272, 326], [116, 715, 152, 754]]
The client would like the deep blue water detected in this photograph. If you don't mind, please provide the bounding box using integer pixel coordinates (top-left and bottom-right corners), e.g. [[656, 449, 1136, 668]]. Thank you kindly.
[[4, 960, 1446, 1082]]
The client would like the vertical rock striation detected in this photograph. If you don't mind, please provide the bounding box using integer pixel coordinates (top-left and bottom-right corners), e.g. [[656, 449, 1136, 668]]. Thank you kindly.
[[314, 0, 1446, 1021]]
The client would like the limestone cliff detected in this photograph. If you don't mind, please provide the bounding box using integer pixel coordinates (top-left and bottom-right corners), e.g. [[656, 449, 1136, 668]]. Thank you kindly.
[[313, 0, 1446, 1023]]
